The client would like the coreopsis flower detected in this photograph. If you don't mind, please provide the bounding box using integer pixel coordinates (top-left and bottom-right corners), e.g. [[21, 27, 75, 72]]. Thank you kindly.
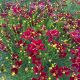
[[5, 2, 13, 10], [21, 11, 31, 19], [46, 29, 60, 42], [63, 25, 69, 32], [70, 46, 80, 57], [69, 30, 80, 44], [50, 65, 63, 78], [33, 65, 44, 74], [57, 13, 65, 18], [0, 12, 8, 18], [70, 46, 80, 73], [59, 66, 70, 76], [1, 24, 7, 28], [65, 13, 72, 19], [31, 55, 42, 65], [70, 49, 76, 55], [11, 67, 18, 75], [12, 53, 19, 60], [0, 41, 7, 51], [77, 19, 80, 27], [57, 43, 66, 52], [15, 40, 26, 47], [21, 28, 38, 41], [70, 74, 80, 80], [47, 5, 54, 13], [12, 4, 22, 15], [30, 2, 37, 10], [15, 60, 22, 68], [59, 51, 67, 58], [38, 1, 45, 10], [27, 39, 45, 55], [39, 72, 47, 80]]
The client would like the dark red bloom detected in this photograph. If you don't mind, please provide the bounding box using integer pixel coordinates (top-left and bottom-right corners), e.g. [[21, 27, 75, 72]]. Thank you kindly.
[[15, 60, 22, 68], [5, 2, 13, 10], [12, 4, 22, 15], [57, 13, 65, 18], [31, 55, 42, 66], [0, 41, 7, 51], [59, 52, 67, 58], [12, 53, 19, 60], [38, 1, 45, 10], [77, 19, 80, 27], [57, 43, 66, 52], [1, 24, 7, 28], [27, 39, 45, 55], [0, 12, 8, 18], [50, 65, 63, 78], [15, 40, 26, 47], [46, 29, 60, 42], [70, 74, 80, 80], [65, 13, 72, 19], [59, 66, 70, 76], [11, 67, 18, 74], [33, 65, 44, 74], [30, 2, 37, 10], [70, 49, 76, 55], [70, 76, 75, 80], [21, 28, 37, 40], [63, 25, 69, 32], [39, 72, 47, 80], [69, 30, 80, 44]]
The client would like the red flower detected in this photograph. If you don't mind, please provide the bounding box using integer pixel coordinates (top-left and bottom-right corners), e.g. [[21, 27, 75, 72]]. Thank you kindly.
[[50, 65, 63, 78], [58, 13, 65, 18], [59, 66, 70, 76], [70, 46, 80, 57], [39, 72, 47, 80], [70, 74, 80, 80], [59, 51, 67, 58], [69, 30, 80, 44], [12, 4, 21, 15], [46, 29, 60, 42], [15, 40, 26, 47], [1, 24, 7, 28], [31, 55, 42, 65], [0, 12, 8, 18], [15, 60, 22, 68], [70, 76, 75, 80], [30, 2, 37, 10], [77, 19, 80, 27], [33, 65, 44, 74], [38, 1, 45, 10], [0, 41, 7, 51], [63, 25, 69, 32], [11, 67, 18, 74], [57, 43, 66, 52], [27, 39, 45, 55], [65, 13, 72, 19], [12, 53, 19, 60], [5, 2, 13, 10], [21, 28, 37, 40], [70, 49, 76, 55]]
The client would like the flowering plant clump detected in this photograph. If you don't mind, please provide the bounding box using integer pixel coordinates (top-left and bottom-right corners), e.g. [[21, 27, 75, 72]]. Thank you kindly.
[[0, 0, 80, 80]]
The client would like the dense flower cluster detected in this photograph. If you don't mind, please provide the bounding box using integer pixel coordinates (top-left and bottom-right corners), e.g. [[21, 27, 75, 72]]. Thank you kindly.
[[0, 0, 80, 80]]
